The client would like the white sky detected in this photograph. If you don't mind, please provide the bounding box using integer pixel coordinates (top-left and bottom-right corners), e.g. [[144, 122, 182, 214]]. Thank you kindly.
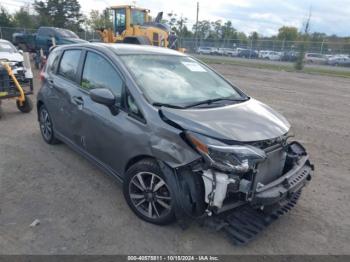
[[2, 0, 350, 36]]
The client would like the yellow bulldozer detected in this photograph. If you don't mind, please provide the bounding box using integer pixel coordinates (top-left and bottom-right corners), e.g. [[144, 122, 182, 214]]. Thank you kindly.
[[97, 5, 181, 50]]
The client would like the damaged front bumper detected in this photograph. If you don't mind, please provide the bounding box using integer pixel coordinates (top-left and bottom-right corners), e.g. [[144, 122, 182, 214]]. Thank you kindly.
[[197, 141, 313, 245], [252, 152, 313, 206], [203, 141, 314, 213]]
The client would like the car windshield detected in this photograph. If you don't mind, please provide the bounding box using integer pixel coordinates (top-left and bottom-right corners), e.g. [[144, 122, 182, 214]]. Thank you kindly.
[[56, 29, 78, 38], [0, 42, 17, 53], [120, 55, 245, 107]]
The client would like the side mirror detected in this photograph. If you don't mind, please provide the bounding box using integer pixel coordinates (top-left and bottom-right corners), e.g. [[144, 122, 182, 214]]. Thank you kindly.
[[90, 88, 119, 115], [18, 49, 23, 55]]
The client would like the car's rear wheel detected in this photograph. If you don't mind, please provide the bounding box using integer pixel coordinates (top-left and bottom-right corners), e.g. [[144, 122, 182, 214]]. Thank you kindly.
[[123, 159, 176, 225], [39, 105, 60, 144]]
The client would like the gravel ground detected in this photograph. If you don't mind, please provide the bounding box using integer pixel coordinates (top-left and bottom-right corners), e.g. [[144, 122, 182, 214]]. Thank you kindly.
[[0, 65, 349, 254]]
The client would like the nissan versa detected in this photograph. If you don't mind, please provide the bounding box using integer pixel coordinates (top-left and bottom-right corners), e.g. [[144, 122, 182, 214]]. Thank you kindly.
[[37, 44, 313, 244]]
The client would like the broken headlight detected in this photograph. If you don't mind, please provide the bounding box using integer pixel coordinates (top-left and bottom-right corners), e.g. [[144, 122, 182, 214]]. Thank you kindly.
[[185, 131, 267, 173]]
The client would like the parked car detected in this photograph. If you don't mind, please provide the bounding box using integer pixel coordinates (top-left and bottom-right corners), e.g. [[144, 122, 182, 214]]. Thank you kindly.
[[0, 39, 33, 82], [196, 46, 215, 55], [217, 48, 236, 56], [259, 51, 282, 61], [237, 49, 258, 58], [12, 26, 87, 53], [37, 44, 313, 231], [304, 53, 327, 64], [327, 55, 350, 67], [258, 50, 270, 59], [281, 51, 299, 62]]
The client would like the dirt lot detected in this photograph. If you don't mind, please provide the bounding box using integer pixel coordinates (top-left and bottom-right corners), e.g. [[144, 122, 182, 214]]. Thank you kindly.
[[0, 65, 349, 254]]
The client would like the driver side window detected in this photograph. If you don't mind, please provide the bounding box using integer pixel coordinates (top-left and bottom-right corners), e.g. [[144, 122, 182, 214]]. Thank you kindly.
[[81, 52, 123, 104]]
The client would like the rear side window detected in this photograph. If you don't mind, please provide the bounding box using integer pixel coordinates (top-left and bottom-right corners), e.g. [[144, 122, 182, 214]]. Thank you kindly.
[[58, 50, 81, 82], [81, 52, 123, 98], [46, 50, 61, 73]]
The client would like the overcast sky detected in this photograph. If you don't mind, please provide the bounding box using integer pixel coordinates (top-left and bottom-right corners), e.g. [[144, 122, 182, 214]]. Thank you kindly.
[[3, 0, 350, 36]]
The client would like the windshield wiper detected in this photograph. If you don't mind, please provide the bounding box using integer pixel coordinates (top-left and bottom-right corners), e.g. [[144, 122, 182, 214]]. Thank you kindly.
[[152, 102, 185, 109], [184, 97, 249, 108]]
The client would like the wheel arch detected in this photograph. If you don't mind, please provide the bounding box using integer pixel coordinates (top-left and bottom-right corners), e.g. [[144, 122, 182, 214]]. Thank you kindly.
[[36, 100, 44, 120], [124, 154, 156, 173]]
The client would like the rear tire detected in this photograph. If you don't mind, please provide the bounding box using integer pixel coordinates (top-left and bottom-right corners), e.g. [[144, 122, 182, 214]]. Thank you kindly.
[[123, 159, 176, 225], [38, 104, 60, 145], [16, 96, 33, 113]]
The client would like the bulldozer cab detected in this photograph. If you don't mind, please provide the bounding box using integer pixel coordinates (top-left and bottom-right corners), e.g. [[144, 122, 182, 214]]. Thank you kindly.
[[99, 5, 173, 49], [111, 6, 150, 35]]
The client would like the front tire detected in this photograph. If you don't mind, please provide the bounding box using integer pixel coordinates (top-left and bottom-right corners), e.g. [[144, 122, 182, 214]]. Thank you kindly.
[[38, 105, 60, 144], [123, 159, 176, 225]]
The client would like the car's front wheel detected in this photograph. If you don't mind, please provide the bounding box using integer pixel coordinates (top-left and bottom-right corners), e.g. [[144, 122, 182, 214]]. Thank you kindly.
[[123, 159, 176, 225]]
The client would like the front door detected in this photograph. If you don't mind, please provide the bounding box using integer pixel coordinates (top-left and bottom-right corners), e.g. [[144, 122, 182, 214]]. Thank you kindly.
[[76, 51, 128, 174]]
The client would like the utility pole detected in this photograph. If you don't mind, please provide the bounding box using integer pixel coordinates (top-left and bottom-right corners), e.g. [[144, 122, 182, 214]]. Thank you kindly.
[[320, 39, 325, 54], [195, 2, 199, 50]]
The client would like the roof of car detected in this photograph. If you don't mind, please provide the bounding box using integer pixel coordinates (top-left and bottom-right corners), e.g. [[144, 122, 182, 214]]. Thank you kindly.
[[60, 43, 187, 56], [0, 39, 11, 43]]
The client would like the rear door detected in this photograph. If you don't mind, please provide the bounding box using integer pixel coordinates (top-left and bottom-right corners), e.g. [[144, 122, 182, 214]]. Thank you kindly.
[[51, 49, 85, 143]]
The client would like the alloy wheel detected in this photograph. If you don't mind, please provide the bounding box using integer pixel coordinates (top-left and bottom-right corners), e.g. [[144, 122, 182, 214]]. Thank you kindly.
[[128, 172, 172, 219]]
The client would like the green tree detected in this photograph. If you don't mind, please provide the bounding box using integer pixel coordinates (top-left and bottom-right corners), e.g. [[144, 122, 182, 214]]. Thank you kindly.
[[34, 0, 84, 31], [295, 12, 311, 70], [86, 9, 112, 30], [221, 21, 237, 40], [13, 7, 39, 29], [207, 20, 222, 40], [0, 6, 14, 27], [277, 26, 298, 41], [237, 31, 248, 45], [192, 20, 211, 40], [249, 31, 259, 49]]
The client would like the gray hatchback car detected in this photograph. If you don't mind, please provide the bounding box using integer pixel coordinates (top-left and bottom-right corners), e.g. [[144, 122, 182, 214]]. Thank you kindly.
[[37, 43, 313, 232]]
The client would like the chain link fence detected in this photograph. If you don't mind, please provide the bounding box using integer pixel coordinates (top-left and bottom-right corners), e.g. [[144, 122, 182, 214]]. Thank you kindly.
[[179, 38, 350, 55], [1, 26, 349, 56]]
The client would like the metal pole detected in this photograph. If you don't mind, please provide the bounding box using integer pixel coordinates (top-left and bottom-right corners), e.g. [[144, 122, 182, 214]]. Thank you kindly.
[[320, 39, 325, 54], [195, 2, 199, 50]]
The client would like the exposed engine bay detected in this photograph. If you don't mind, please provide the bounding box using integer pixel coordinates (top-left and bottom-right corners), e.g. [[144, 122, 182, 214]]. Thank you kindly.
[[159, 132, 314, 229]]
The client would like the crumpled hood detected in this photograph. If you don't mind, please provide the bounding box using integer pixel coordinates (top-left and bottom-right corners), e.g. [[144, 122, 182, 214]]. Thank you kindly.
[[0, 52, 23, 62], [160, 98, 290, 142]]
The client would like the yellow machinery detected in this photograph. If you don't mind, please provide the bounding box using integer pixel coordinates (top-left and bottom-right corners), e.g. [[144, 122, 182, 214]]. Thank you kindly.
[[98, 5, 174, 48], [0, 62, 33, 118]]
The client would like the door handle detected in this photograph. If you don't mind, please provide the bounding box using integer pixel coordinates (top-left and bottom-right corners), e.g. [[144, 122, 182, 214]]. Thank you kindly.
[[72, 96, 84, 106], [47, 79, 54, 86]]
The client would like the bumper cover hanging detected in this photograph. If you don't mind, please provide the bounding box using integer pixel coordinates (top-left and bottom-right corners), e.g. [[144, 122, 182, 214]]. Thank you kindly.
[[200, 190, 302, 246]]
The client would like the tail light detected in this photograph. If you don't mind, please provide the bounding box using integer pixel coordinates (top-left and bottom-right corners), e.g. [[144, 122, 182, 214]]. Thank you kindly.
[[39, 61, 46, 81]]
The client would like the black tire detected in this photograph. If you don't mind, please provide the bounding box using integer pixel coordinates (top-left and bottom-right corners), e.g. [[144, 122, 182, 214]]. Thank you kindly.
[[123, 159, 176, 225], [16, 96, 33, 113], [38, 104, 60, 144]]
